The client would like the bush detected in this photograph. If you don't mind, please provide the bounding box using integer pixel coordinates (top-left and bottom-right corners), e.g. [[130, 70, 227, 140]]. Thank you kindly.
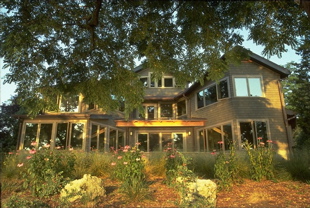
[[5, 194, 51, 208], [22, 148, 76, 197], [110, 144, 150, 201], [244, 139, 275, 181]]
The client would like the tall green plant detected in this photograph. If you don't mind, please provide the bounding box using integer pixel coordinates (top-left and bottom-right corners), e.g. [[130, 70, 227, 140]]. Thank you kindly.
[[244, 139, 274, 181], [110, 144, 149, 201]]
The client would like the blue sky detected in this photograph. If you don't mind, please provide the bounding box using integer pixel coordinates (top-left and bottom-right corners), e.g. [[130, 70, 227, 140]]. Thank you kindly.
[[0, 40, 301, 104]]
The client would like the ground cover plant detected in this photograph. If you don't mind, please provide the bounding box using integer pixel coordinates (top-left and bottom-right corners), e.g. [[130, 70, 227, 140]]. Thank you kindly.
[[1, 141, 310, 207]]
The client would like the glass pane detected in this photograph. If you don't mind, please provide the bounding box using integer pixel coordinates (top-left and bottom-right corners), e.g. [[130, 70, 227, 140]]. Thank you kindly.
[[158, 79, 162, 87], [55, 123, 68, 149], [38, 124, 53, 149], [204, 85, 217, 105], [235, 78, 248, 96], [99, 126, 105, 152], [173, 133, 183, 151], [177, 100, 186, 116], [162, 133, 173, 149], [161, 104, 173, 118], [91, 124, 98, 150], [219, 79, 229, 99], [24, 123, 38, 150], [118, 131, 124, 149], [207, 127, 222, 151], [223, 124, 233, 150], [248, 78, 262, 96], [197, 90, 204, 108], [70, 123, 84, 149], [147, 106, 155, 120], [164, 78, 173, 87], [255, 121, 268, 144], [240, 122, 254, 148], [140, 77, 148, 87], [109, 129, 116, 150], [138, 134, 148, 152], [60, 94, 79, 112], [149, 133, 160, 151], [199, 130, 205, 152]]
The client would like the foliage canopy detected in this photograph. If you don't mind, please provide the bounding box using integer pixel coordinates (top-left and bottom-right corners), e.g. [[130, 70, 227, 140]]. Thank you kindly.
[[1, 0, 309, 117]]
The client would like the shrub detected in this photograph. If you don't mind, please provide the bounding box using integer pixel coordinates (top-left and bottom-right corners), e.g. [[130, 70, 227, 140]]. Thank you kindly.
[[22, 147, 76, 197], [244, 139, 275, 181], [284, 149, 310, 182], [110, 144, 150, 201], [5, 194, 51, 208]]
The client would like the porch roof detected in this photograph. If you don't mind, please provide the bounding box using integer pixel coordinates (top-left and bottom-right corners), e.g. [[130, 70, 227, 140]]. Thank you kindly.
[[115, 119, 206, 127]]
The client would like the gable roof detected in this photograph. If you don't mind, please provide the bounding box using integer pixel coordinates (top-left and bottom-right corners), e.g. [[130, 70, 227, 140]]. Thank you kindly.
[[175, 51, 290, 99]]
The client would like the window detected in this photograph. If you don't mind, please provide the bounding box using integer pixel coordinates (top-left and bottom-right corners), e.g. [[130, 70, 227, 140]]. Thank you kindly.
[[160, 104, 173, 118], [199, 123, 233, 152], [90, 124, 106, 151], [149, 73, 175, 88], [60, 94, 79, 112], [177, 100, 186, 116], [234, 77, 262, 97], [197, 78, 229, 109], [140, 77, 148, 87], [239, 120, 269, 148]]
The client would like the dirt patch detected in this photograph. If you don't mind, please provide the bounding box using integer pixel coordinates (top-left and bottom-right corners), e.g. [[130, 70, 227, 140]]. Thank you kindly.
[[2, 178, 310, 207]]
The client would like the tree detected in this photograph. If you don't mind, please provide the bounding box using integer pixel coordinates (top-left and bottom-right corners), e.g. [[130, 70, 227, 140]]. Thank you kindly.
[[0, 99, 20, 152], [282, 37, 310, 148], [1, 1, 310, 118]]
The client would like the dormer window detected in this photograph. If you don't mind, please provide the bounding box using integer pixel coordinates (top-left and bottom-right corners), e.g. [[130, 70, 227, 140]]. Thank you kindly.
[[148, 73, 175, 88], [59, 94, 80, 112]]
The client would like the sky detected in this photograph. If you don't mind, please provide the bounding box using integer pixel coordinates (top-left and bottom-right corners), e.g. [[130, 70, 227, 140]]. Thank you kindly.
[[0, 40, 301, 105]]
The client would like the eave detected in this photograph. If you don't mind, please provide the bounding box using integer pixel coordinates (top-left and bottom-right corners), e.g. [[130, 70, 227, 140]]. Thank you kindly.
[[115, 119, 206, 127]]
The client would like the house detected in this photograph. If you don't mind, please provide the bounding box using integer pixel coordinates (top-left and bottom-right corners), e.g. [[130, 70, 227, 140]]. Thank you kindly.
[[16, 51, 294, 158]]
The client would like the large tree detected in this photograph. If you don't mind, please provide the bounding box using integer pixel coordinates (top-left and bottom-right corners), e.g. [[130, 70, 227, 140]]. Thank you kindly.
[[1, 1, 309, 117], [283, 36, 310, 148]]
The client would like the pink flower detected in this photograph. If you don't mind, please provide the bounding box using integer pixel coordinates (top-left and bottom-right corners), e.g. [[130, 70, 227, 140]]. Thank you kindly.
[[124, 145, 130, 149], [29, 149, 36, 154], [211, 152, 216, 155], [31, 141, 37, 146], [56, 146, 62, 149], [111, 162, 116, 166], [123, 162, 128, 165], [257, 137, 263, 140], [117, 156, 122, 159], [218, 141, 224, 144], [17, 163, 24, 167], [136, 142, 141, 146], [26, 156, 32, 159], [170, 154, 175, 158], [259, 142, 265, 145], [267, 140, 272, 143], [123, 149, 128, 152], [8, 152, 13, 155]]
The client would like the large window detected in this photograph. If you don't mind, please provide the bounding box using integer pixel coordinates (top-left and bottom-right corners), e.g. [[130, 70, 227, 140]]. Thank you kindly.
[[137, 132, 184, 152], [234, 77, 263, 97], [199, 123, 233, 152], [197, 78, 229, 109], [239, 120, 269, 148]]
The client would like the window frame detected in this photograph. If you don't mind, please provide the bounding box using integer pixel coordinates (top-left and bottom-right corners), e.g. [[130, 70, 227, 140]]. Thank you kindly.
[[196, 77, 230, 109], [149, 72, 175, 88], [238, 119, 270, 149], [233, 76, 264, 97]]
